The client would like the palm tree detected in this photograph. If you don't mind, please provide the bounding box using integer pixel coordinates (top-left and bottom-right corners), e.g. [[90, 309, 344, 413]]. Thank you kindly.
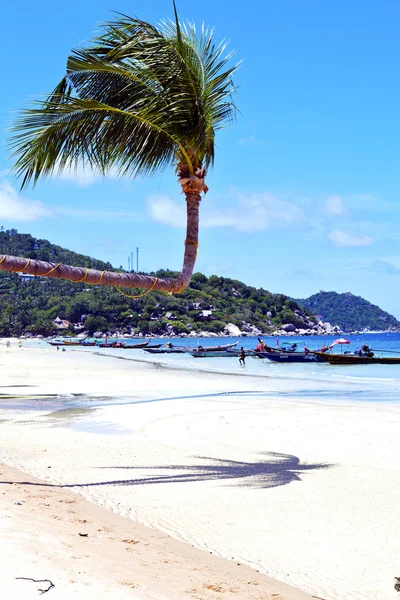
[[5, 4, 237, 294]]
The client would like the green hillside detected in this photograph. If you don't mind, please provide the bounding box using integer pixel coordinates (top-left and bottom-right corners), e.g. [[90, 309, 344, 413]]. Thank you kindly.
[[0, 230, 315, 337], [296, 291, 400, 332]]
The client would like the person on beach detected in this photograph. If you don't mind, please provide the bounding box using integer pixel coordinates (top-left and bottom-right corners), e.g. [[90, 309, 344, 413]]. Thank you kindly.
[[6, 340, 11, 349], [239, 347, 246, 366]]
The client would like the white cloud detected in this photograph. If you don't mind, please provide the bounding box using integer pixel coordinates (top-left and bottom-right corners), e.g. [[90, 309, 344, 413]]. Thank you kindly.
[[56, 165, 123, 188], [326, 195, 346, 215], [147, 194, 186, 227], [0, 180, 52, 222], [147, 191, 303, 232], [328, 229, 373, 247]]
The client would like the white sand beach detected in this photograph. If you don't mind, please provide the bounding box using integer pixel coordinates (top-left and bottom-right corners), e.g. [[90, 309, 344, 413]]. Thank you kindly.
[[1, 342, 399, 600]]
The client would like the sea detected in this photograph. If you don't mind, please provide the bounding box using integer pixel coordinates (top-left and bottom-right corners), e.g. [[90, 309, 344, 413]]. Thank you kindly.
[[18, 332, 400, 407]]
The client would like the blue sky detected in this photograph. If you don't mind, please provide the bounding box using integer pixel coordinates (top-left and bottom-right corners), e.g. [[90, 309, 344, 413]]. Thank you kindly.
[[1, 0, 400, 316]]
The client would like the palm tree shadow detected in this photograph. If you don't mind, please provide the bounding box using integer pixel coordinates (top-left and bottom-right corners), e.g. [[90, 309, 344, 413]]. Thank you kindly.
[[96, 452, 333, 489], [0, 453, 333, 491]]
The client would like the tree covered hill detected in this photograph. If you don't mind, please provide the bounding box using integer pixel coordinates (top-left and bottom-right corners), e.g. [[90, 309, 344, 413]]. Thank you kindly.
[[0, 230, 316, 337], [296, 291, 400, 332]]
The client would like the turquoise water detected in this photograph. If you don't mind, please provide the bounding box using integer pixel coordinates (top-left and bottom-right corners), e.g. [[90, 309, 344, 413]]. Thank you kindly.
[[16, 332, 400, 407]]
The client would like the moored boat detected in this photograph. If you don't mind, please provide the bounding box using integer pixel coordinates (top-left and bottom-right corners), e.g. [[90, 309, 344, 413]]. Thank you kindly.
[[190, 341, 238, 354], [121, 342, 161, 349], [47, 338, 67, 346], [144, 347, 186, 354], [120, 339, 150, 349], [62, 339, 86, 346], [189, 348, 255, 358], [98, 339, 151, 349], [316, 353, 400, 365], [258, 351, 324, 363], [48, 337, 86, 346]]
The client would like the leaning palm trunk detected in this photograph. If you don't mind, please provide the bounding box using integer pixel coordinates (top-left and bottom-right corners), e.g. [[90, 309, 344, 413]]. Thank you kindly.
[[7, 6, 237, 294], [0, 181, 202, 294]]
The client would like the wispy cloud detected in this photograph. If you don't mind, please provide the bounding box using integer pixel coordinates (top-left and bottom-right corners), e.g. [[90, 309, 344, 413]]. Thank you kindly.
[[328, 229, 373, 247], [0, 180, 53, 222], [55, 165, 124, 188], [56, 206, 142, 221], [292, 268, 319, 278], [147, 191, 303, 232], [204, 264, 235, 277], [147, 195, 186, 227], [325, 195, 346, 216], [348, 193, 396, 213]]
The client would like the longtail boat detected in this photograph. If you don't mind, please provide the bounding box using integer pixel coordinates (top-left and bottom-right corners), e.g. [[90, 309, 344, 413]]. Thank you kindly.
[[255, 340, 303, 354], [189, 350, 239, 358], [189, 348, 255, 359], [48, 337, 86, 346], [98, 339, 150, 349], [190, 341, 238, 353], [47, 338, 67, 346], [316, 353, 400, 365], [144, 347, 187, 354], [121, 342, 161, 349], [257, 351, 324, 363], [62, 339, 87, 346]]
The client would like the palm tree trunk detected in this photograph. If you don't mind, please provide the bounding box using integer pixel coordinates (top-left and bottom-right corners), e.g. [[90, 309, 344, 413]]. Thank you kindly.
[[0, 196, 201, 294], [181, 191, 201, 286]]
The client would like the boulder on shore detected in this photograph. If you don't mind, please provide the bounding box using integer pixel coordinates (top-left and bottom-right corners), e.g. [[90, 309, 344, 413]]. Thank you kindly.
[[224, 323, 242, 337]]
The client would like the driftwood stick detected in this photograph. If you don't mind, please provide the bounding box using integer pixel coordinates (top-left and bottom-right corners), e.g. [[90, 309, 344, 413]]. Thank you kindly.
[[15, 577, 55, 595]]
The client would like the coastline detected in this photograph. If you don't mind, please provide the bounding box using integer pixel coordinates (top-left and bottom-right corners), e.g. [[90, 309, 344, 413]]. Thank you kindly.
[[1, 344, 400, 599]]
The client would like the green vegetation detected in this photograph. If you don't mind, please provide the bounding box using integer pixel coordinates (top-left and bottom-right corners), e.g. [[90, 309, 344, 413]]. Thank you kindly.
[[0, 231, 315, 337], [296, 291, 400, 332]]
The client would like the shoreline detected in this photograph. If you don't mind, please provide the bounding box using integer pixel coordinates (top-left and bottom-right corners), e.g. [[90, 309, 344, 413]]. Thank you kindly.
[[1, 345, 400, 600]]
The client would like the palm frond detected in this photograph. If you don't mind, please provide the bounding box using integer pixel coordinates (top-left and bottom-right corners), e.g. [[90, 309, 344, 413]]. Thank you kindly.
[[9, 8, 238, 187]]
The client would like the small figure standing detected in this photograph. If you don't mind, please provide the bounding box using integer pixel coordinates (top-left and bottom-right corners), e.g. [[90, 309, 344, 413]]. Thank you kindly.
[[257, 338, 266, 351], [239, 347, 246, 366], [6, 340, 11, 349]]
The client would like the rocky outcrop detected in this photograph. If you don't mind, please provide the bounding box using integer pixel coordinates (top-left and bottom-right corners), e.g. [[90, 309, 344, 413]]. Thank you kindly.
[[224, 323, 243, 337], [273, 320, 342, 337], [241, 322, 263, 336]]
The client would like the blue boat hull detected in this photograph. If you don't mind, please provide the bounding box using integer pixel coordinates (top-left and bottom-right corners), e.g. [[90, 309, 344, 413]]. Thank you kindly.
[[258, 351, 324, 363]]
